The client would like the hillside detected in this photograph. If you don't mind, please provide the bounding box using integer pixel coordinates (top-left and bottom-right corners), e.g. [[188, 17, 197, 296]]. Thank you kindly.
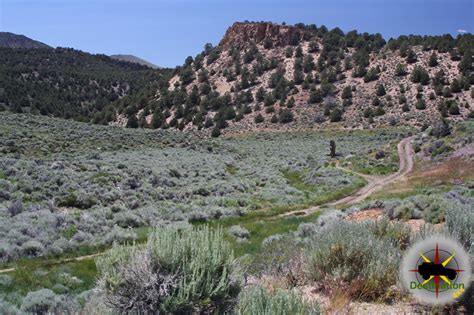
[[0, 47, 169, 122], [110, 22, 473, 135], [110, 54, 160, 69], [0, 32, 51, 49]]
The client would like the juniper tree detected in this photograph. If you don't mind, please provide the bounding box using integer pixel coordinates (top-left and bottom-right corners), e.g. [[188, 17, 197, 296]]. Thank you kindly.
[[329, 108, 342, 122], [406, 49, 417, 64], [428, 52, 438, 67], [295, 46, 303, 58], [126, 115, 138, 128], [309, 90, 322, 104], [376, 84, 386, 96], [341, 86, 352, 99], [395, 63, 407, 76], [254, 113, 264, 123], [278, 109, 294, 123], [329, 140, 336, 157]]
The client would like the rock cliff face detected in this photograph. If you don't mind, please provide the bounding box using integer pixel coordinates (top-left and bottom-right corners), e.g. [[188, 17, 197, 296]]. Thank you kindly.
[[219, 22, 304, 49]]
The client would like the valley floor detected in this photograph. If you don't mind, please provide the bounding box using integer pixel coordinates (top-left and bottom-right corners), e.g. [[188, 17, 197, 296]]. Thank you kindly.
[[0, 112, 472, 313]]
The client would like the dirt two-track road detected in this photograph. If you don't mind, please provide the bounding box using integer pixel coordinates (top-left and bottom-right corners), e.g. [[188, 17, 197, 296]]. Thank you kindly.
[[280, 136, 415, 217]]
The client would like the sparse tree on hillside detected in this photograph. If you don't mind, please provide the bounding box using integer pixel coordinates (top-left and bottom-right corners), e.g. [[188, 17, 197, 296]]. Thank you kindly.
[[329, 108, 342, 122], [126, 114, 139, 128], [278, 109, 294, 123], [287, 97, 295, 108], [341, 86, 352, 99], [376, 84, 386, 96], [363, 67, 379, 82], [450, 79, 462, 93], [430, 118, 451, 138], [184, 56, 193, 66], [428, 52, 438, 67], [254, 113, 264, 123], [263, 38, 273, 49], [374, 106, 385, 116], [295, 46, 303, 58], [309, 40, 319, 53], [399, 41, 409, 57], [293, 68, 304, 85], [303, 55, 315, 73], [211, 126, 221, 137], [206, 48, 220, 65], [372, 97, 381, 107], [309, 90, 323, 104], [154, 110, 164, 129], [256, 87, 266, 102], [448, 102, 460, 115], [204, 117, 213, 128], [415, 99, 426, 110], [406, 49, 417, 64], [410, 65, 430, 85], [395, 63, 407, 76], [179, 66, 194, 85]]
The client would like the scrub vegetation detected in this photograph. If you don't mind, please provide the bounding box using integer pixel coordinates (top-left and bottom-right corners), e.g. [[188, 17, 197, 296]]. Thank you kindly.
[[0, 113, 471, 313]]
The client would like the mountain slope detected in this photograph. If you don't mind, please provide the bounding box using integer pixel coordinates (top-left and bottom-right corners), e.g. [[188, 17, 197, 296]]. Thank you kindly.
[[0, 47, 169, 122], [110, 54, 160, 69], [112, 22, 473, 134], [0, 32, 51, 49]]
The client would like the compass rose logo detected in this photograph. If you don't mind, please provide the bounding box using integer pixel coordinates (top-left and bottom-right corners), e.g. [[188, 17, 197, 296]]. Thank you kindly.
[[400, 237, 471, 305]]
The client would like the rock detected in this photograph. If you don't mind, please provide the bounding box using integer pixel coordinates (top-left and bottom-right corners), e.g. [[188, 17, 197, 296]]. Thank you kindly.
[[50, 161, 65, 170]]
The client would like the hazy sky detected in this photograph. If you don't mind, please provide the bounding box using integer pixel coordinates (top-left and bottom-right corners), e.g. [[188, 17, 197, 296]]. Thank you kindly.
[[1, 0, 472, 68]]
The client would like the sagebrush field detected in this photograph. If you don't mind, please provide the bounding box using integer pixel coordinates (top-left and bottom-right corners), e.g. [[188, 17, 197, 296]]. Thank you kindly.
[[0, 112, 472, 313]]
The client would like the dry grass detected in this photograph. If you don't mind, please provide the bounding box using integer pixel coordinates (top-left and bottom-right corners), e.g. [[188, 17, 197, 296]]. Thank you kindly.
[[372, 156, 474, 199]]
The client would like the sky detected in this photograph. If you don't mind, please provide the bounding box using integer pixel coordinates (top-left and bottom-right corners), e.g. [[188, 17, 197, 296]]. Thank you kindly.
[[0, 0, 472, 68]]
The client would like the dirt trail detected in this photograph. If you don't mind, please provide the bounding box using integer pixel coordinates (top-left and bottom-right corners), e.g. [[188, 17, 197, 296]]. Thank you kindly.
[[0, 253, 103, 274], [280, 136, 414, 217]]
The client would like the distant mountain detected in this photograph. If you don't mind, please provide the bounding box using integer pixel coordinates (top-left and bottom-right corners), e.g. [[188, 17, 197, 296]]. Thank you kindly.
[[110, 54, 160, 69], [0, 47, 170, 123], [0, 32, 51, 49]]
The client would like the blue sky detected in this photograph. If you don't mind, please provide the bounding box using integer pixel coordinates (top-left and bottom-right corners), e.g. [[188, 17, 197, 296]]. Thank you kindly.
[[1, 0, 472, 67]]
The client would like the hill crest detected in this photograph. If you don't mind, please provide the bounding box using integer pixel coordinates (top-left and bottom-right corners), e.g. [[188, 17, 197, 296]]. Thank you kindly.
[[0, 32, 51, 49]]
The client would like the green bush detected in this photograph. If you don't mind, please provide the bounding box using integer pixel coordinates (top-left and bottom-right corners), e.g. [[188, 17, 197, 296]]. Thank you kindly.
[[96, 225, 241, 313], [305, 220, 402, 301], [236, 286, 320, 315]]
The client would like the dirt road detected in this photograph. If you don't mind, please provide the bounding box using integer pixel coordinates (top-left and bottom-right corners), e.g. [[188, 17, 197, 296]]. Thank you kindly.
[[280, 136, 414, 217]]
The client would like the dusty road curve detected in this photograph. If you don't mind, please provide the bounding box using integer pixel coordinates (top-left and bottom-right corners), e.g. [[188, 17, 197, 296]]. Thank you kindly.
[[280, 136, 415, 217]]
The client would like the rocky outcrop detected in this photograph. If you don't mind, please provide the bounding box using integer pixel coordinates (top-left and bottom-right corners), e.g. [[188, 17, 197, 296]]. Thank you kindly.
[[219, 22, 304, 49]]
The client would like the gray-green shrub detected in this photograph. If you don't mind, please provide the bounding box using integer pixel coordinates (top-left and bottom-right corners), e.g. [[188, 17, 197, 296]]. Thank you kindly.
[[96, 225, 241, 313], [305, 220, 404, 301], [236, 286, 320, 315], [387, 194, 449, 223], [229, 225, 251, 240], [20, 288, 79, 314], [445, 202, 473, 251]]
